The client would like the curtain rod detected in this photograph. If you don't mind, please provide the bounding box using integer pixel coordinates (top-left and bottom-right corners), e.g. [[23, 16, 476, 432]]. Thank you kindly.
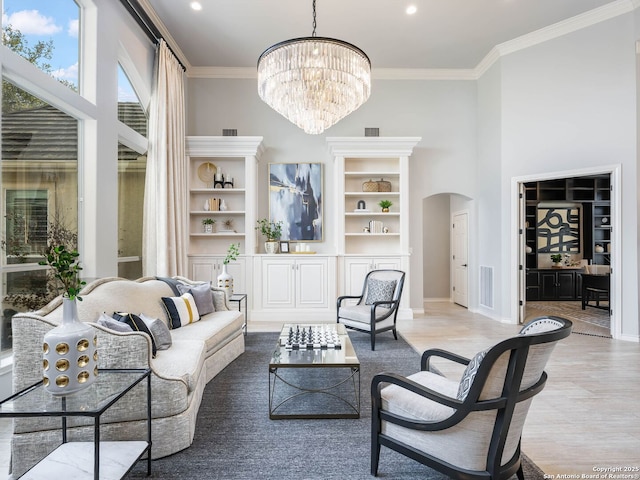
[[119, 0, 186, 71]]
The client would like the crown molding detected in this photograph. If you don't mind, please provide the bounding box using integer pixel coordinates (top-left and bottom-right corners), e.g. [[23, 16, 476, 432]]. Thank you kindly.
[[475, 0, 635, 77], [136, 0, 192, 70], [325, 137, 422, 157], [186, 136, 265, 157], [372, 68, 476, 81], [496, 0, 634, 58]]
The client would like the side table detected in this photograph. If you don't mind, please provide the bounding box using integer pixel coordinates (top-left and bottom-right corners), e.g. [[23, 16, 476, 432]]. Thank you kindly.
[[229, 293, 248, 335], [0, 368, 152, 479]]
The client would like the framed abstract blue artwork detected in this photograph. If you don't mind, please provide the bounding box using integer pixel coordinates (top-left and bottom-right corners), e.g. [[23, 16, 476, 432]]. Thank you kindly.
[[269, 163, 323, 242]]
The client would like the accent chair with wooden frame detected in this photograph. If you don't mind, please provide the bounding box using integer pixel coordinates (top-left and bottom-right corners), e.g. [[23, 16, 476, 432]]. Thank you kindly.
[[336, 269, 405, 351], [371, 316, 573, 480]]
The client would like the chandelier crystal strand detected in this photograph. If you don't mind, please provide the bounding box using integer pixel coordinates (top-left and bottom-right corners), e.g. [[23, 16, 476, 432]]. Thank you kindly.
[[257, 2, 371, 135]]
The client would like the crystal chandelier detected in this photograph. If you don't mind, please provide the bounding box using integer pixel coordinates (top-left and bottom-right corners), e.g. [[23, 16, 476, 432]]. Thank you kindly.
[[257, 0, 371, 135]]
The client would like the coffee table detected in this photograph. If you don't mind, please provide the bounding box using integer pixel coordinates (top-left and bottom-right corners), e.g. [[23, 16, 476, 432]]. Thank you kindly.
[[269, 323, 360, 419]]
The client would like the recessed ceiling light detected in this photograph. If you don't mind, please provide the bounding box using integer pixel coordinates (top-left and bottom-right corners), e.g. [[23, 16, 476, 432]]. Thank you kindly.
[[406, 5, 417, 15], [190, 2, 203, 11]]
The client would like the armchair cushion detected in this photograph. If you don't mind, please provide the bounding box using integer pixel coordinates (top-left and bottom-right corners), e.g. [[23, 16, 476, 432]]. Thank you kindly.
[[365, 278, 397, 305], [381, 371, 458, 421], [337, 305, 392, 325]]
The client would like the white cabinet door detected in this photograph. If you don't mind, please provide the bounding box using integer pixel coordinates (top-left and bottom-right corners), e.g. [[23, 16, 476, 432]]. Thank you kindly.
[[296, 258, 329, 308], [191, 259, 216, 283], [262, 258, 295, 308], [189, 256, 247, 293], [343, 256, 401, 304], [261, 257, 328, 309]]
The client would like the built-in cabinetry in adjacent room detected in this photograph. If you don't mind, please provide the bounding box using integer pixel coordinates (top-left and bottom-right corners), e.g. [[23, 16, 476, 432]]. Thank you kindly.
[[327, 137, 420, 318], [524, 174, 611, 269], [526, 268, 582, 301]]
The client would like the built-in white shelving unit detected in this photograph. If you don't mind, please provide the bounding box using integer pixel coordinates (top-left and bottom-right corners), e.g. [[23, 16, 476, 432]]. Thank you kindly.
[[186, 136, 264, 292], [327, 137, 421, 318]]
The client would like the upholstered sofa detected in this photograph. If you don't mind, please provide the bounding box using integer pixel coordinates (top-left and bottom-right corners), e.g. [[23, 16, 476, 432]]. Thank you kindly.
[[10, 276, 244, 477]]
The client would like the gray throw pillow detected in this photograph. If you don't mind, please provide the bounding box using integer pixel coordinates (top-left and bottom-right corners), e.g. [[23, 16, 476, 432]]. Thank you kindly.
[[365, 278, 397, 305], [177, 282, 215, 315], [139, 313, 172, 350], [456, 348, 489, 400], [97, 312, 134, 333]]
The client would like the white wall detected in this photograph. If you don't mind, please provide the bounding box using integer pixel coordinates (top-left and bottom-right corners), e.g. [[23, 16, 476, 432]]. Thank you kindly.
[[476, 61, 505, 319], [497, 14, 639, 337], [186, 77, 479, 310]]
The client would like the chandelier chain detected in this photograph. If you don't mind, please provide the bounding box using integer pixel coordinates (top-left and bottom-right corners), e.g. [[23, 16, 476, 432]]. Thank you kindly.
[[312, 0, 317, 37]]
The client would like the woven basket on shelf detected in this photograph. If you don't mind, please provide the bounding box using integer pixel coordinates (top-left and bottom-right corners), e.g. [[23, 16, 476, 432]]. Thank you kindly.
[[377, 178, 391, 192], [362, 179, 379, 192]]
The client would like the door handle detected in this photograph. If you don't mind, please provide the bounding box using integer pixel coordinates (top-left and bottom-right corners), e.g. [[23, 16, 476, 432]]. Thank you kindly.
[[462, 264, 468, 267]]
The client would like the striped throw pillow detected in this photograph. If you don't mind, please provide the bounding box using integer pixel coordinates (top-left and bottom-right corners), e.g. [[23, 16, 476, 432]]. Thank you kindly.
[[161, 293, 201, 329]]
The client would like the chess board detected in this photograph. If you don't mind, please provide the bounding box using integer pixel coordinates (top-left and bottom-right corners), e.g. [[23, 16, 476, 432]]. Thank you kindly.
[[280, 325, 342, 350]]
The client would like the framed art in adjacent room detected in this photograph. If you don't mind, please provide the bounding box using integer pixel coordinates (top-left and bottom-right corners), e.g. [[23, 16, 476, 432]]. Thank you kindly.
[[269, 163, 323, 241]]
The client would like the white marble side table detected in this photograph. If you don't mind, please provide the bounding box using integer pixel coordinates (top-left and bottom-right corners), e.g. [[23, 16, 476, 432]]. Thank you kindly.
[[0, 368, 152, 479]]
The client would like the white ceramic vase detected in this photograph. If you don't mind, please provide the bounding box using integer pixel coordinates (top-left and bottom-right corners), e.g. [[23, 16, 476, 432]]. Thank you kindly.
[[265, 241, 279, 254], [43, 297, 98, 396], [217, 263, 234, 297]]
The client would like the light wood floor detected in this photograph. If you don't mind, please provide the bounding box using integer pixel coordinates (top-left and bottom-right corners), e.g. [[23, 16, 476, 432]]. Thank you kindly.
[[1, 302, 638, 477]]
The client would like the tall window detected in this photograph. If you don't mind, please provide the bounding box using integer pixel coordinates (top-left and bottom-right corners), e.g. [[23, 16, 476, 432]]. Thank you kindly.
[[1, 80, 79, 354], [2, 0, 80, 92], [117, 64, 147, 279]]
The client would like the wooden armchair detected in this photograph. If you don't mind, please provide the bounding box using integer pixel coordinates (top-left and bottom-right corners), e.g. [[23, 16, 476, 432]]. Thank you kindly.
[[336, 270, 405, 350], [371, 316, 572, 479]]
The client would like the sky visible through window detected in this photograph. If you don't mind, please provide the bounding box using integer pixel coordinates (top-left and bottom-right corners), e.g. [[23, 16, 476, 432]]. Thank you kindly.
[[3, 0, 137, 101]]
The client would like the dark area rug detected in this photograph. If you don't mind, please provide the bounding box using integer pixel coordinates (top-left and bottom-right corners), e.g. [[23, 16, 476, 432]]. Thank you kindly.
[[127, 331, 544, 479]]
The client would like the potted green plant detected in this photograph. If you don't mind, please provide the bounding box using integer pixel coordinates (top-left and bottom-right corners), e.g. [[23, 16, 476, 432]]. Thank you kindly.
[[550, 253, 562, 266], [39, 245, 97, 395], [202, 218, 216, 233], [378, 199, 393, 212], [256, 218, 283, 253], [39, 245, 86, 301]]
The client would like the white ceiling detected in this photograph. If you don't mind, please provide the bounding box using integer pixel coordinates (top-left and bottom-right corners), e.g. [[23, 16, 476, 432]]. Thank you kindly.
[[142, 0, 620, 72]]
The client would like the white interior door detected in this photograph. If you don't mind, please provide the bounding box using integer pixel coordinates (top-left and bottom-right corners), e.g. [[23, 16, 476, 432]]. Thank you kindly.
[[452, 212, 469, 307]]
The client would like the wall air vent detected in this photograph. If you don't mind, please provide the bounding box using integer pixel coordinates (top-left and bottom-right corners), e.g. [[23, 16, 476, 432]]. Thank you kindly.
[[480, 266, 494, 309], [365, 128, 379, 137], [222, 129, 238, 136]]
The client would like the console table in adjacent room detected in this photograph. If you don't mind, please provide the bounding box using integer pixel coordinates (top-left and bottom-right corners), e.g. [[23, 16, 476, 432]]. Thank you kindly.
[[0, 368, 152, 480]]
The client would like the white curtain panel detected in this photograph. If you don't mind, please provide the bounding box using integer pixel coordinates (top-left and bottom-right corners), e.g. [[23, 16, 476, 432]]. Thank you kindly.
[[143, 40, 187, 276]]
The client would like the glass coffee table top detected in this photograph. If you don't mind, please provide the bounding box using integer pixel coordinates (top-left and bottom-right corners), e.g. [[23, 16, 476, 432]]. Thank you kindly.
[[269, 323, 359, 368]]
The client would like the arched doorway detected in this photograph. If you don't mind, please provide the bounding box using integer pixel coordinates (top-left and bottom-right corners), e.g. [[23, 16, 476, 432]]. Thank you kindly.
[[422, 193, 473, 308]]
